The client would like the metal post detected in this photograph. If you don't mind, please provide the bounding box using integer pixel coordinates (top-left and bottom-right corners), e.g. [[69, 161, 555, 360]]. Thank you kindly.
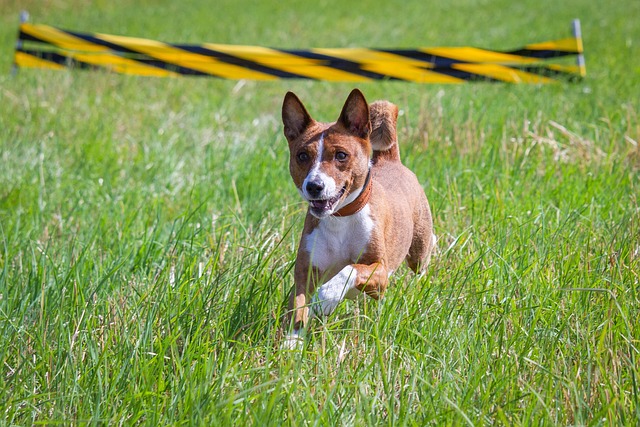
[[572, 18, 586, 77], [12, 10, 30, 76]]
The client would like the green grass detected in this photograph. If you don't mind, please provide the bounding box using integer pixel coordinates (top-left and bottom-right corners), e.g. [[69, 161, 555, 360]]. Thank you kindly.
[[1, 0, 639, 424]]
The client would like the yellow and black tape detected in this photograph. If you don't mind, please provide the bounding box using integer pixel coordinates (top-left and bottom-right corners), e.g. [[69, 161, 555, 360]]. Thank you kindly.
[[14, 22, 586, 83]]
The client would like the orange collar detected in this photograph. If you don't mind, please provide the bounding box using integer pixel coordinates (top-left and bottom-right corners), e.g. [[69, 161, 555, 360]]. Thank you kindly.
[[333, 168, 373, 217]]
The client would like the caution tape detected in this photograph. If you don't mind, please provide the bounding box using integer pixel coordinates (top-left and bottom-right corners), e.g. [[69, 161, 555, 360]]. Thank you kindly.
[[14, 21, 586, 83]]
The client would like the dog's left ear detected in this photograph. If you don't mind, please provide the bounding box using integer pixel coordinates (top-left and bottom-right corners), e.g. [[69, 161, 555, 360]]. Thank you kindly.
[[338, 89, 371, 139]]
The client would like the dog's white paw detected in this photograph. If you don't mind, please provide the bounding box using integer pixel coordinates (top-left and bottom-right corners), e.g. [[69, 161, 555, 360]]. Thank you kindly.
[[281, 331, 304, 350], [311, 266, 357, 317]]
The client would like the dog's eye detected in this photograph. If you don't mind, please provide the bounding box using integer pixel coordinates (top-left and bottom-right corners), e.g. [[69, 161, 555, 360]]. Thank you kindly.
[[297, 152, 310, 162], [335, 151, 348, 161]]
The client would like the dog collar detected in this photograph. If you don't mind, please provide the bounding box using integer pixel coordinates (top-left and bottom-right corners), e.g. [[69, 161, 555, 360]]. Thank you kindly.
[[333, 168, 373, 217]]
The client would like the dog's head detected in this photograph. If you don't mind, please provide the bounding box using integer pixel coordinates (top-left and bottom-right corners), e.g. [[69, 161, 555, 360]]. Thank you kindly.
[[282, 89, 372, 218]]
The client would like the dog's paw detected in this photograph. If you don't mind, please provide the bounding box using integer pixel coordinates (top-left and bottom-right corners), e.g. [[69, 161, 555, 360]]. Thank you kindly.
[[281, 331, 304, 350], [311, 266, 357, 317]]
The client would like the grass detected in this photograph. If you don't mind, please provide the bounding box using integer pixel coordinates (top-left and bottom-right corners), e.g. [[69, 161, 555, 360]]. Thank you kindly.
[[1, 0, 639, 424]]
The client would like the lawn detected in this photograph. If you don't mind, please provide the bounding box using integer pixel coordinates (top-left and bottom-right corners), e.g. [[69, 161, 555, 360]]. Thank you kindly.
[[0, 0, 639, 424]]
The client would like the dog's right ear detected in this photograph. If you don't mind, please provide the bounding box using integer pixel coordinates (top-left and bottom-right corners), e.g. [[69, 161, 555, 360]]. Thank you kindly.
[[282, 92, 313, 141]]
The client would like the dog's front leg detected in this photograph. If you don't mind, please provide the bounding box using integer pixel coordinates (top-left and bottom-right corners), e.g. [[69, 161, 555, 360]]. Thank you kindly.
[[282, 257, 321, 349], [311, 262, 389, 317]]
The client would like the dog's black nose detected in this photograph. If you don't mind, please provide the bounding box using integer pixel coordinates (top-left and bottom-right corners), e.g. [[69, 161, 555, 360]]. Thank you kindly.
[[306, 180, 325, 198]]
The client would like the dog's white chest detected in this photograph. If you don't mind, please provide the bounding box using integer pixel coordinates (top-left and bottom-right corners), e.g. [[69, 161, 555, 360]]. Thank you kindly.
[[304, 205, 374, 272]]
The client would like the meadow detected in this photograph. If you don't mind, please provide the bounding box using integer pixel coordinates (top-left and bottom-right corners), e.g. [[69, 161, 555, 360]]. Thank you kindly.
[[0, 0, 639, 424]]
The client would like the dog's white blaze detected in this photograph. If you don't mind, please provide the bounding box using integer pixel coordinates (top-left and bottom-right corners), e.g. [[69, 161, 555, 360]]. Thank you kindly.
[[301, 133, 337, 201], [315, 132, 325, 163], [305, 205, 374, 272], [307, 132, 324, 183]]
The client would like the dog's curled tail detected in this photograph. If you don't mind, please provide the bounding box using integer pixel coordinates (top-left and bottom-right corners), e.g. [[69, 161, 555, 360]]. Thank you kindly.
[[369, 100, 401, 162]]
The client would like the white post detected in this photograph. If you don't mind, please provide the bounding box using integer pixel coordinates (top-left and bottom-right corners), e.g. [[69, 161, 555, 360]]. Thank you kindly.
[[572, 19, 586, 77], [12, 10, 30, 76]]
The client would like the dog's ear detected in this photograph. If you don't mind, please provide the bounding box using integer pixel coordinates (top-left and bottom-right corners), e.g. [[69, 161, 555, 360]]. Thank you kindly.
[[338, 89, 371, 139], [282, 92, 313, 141]]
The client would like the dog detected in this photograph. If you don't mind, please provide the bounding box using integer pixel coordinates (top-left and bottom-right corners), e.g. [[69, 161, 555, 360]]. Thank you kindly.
[[281, 89, 435, 348]]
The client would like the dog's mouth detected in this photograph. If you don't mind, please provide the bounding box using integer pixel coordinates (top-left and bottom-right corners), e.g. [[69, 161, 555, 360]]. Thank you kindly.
[[308, 186, 346, 217]]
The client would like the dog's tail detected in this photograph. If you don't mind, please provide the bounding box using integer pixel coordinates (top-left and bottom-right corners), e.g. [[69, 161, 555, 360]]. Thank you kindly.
[[369, 100, 401, 162]]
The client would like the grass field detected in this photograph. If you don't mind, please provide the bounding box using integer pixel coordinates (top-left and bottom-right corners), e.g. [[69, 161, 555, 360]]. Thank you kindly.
[[1, 0, 639, 424]]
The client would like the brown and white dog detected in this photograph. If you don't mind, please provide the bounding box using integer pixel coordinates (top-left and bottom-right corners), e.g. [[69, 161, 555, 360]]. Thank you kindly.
[[281, 89, 435, 348]]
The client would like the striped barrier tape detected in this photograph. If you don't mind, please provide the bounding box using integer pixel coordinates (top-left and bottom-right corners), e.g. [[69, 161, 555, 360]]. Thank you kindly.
[[14, 20, 585, 83]]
